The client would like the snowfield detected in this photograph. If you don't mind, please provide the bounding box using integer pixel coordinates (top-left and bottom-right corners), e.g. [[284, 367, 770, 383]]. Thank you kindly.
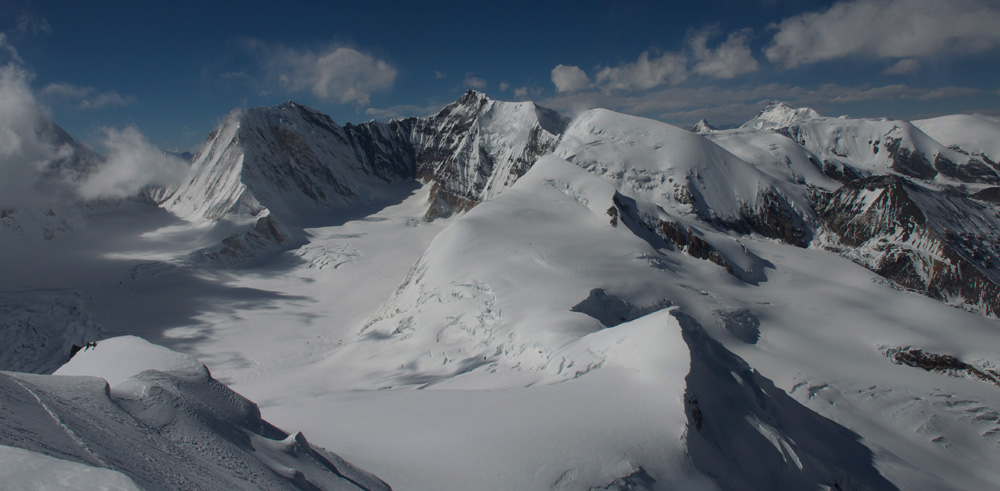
[[3, 94, 1000, 490]]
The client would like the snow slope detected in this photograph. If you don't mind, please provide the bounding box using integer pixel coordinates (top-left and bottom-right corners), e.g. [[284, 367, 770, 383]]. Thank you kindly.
[[913, 114, 1000, 163], [2, 335, 389, 490]]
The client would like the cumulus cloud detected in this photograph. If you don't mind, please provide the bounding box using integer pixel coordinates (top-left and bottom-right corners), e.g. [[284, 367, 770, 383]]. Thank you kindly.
[[499, 81, 509, 91], [550, 64, 590, 93], [595, 51, 687, 91], [766, 0, 1000, 67], [76, 126, 188, 200], [464, 74, 487, 89], [250, 41, 397, 105], [41, 83, 134, 109], [882, 58, 921, 75], [513, 86, 528, 98], [690, 28, 760, 79], [434, 71, 447, 79]]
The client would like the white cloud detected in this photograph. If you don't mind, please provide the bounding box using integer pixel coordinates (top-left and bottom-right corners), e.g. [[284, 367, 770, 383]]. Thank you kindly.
[[250, 41, 397, 105], [499, 82, 509, 91], [76, 126, 187, 200], [513, 87, 528, 98], [690, 28, 760, 79], [434, 71, 447, 79], [550, 64, 590, 93], [882, 58, 921, 75], [766, 0, 1000, 67], [0, 63, 62, 207], [464, 74, 487, 90], [41, 83, 134, 109], [0, 33, 22, 64], [595, 51, 687, 91]]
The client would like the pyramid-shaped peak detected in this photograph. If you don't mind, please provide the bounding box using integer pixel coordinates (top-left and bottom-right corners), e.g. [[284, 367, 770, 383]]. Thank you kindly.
[[690, 119, 718, 133]]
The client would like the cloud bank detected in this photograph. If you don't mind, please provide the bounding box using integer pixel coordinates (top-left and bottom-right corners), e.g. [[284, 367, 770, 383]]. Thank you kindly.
[[766, 0, 1000, 67], [77, 127, 188, 200]]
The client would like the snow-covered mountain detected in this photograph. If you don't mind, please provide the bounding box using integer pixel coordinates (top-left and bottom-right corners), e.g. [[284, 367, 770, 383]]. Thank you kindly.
[[689, 118, 717, 133], [157, 91, 564, 261], [409, 90, 566, 219], [5, 93, 1000, 489]]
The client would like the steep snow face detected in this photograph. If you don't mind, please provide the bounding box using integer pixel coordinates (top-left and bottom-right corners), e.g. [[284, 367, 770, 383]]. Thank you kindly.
[[160, 102, 416, 226], [741, 101, 821, 131], [156, 110, 258, 222], [3, 335, 390, 491], [555, 109, 816, 248], [913, 114, 1000, 164], [410, 90, 565, 219]]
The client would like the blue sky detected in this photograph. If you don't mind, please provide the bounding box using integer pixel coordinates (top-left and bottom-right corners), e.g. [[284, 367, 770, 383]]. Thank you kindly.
[[1, 0, 998, 151]]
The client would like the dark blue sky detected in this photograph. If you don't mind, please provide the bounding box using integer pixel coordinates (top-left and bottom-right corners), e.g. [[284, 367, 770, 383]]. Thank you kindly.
[[2, 0, 998, 151]]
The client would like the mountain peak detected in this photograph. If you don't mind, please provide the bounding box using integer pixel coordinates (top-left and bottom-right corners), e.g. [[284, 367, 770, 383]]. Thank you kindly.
[[457, 89, 490, 106], [690, 119, 718, 133], [742, 101, 821, 130]]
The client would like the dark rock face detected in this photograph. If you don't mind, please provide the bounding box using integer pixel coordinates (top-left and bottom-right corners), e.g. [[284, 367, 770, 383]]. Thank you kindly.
[[607, 192, 772, 284], [971, 187, 1000, 203], [883, 347, 1000, 387], [815, 175, 925, 248], [884, 137, 938, 179], [933, 153, 1000, 184], [814, 175, 1000, 317], [724, 190, 813, 247]]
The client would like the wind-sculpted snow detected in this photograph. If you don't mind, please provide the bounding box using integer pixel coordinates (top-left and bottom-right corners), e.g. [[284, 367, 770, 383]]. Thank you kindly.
[[0, 336, 390, 490]]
